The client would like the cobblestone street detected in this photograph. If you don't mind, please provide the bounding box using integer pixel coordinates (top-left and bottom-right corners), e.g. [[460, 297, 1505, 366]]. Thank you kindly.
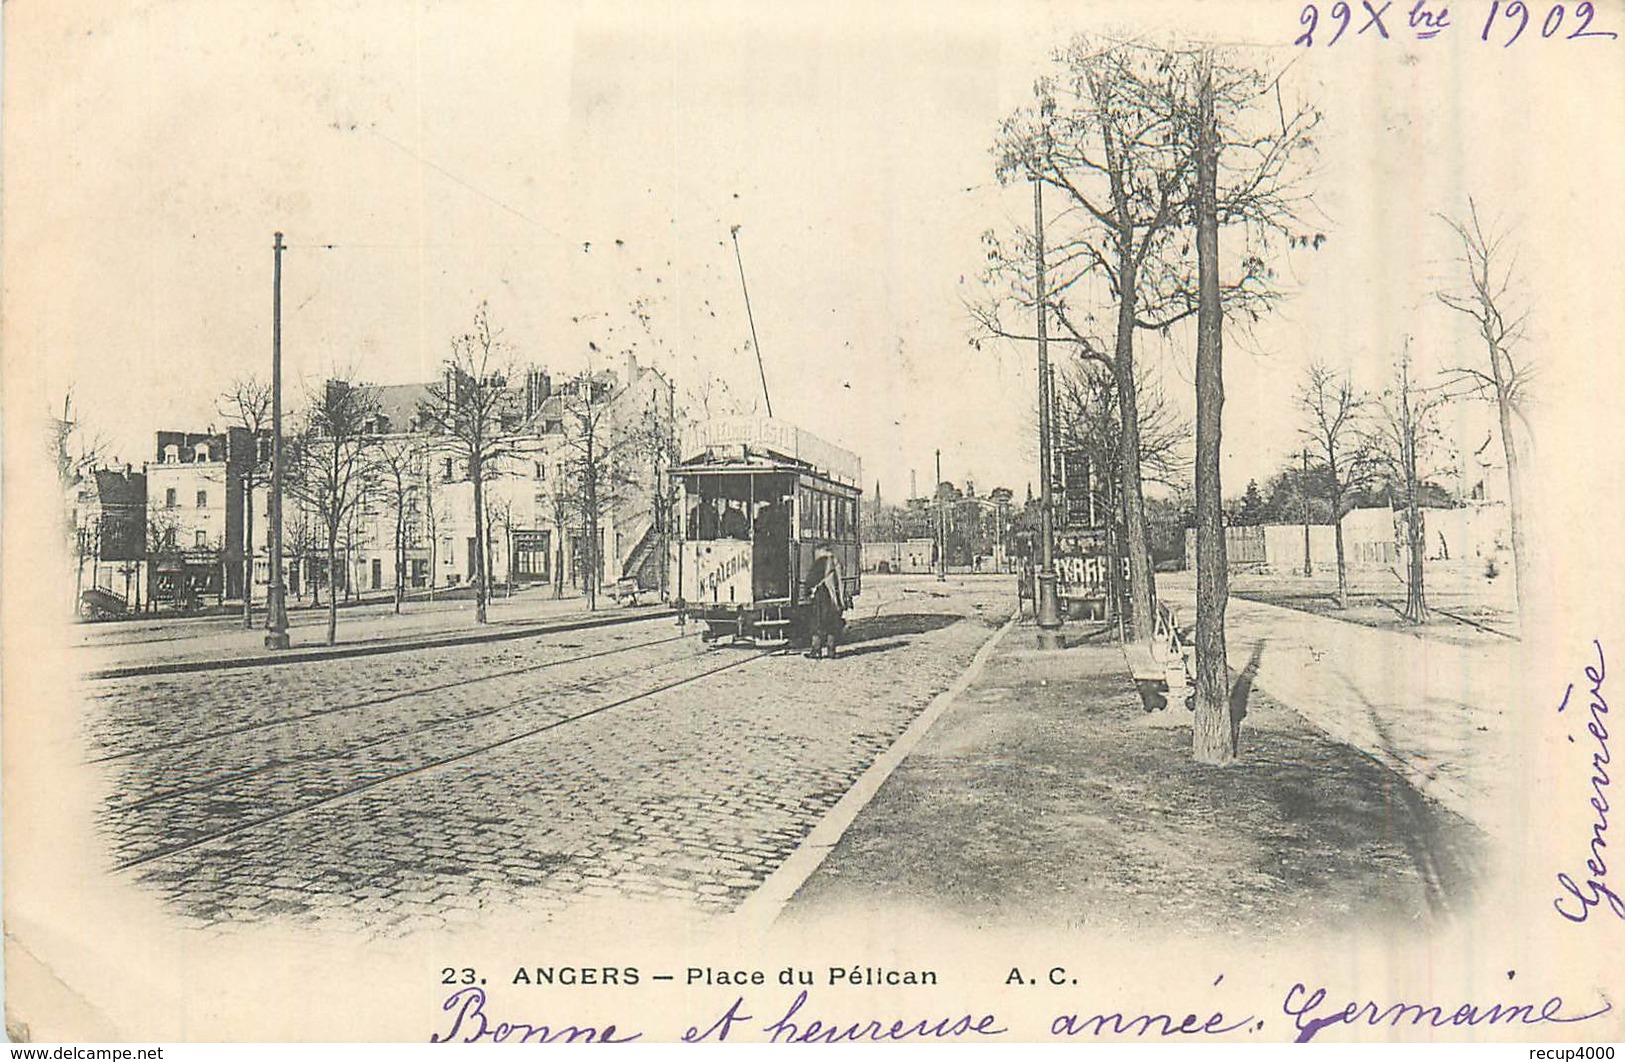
[[80, 576, 1015, 934]]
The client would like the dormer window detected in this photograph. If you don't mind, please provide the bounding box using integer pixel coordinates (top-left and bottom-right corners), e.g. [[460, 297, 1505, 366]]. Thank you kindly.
[[163, 444, 180, 464], [194, 442, 211, 462]]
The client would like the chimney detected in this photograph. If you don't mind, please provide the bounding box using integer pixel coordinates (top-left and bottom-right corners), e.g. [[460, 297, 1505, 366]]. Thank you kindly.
[[526, 368, 552, 418], [625, 351, 639, 389], [910, 469, 917, 501]]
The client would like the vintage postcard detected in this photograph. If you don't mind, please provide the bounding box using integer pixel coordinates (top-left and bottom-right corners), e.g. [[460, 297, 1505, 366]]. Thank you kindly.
[[4, 0, 1622, 1046]]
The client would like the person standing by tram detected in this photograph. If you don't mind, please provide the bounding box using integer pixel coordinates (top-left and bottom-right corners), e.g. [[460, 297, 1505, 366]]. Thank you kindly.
[[802, 545, 850, 660]]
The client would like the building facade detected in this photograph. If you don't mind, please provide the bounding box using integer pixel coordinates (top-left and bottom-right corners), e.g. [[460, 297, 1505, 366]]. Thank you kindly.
[[69, 465, 148, 615], [145, 428, 258, 608]]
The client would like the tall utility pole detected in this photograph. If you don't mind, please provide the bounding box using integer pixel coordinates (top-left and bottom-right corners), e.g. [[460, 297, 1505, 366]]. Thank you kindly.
[[935, 448, 947, 581], [1033, 176, 1063, 649], [729, 224, 773, 418], [264, 231, 291, 650], [1300, 446, 1313, 577]]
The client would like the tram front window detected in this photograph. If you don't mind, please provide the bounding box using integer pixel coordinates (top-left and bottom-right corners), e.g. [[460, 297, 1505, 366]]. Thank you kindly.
[[684, 476, 762, 541]]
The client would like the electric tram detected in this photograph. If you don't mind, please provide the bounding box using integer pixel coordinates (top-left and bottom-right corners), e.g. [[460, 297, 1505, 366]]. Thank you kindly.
[[671, 416, 862, 645]]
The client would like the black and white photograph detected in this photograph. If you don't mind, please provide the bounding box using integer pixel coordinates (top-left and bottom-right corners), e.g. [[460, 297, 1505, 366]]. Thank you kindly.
[[4, 0, 1623, 1046]]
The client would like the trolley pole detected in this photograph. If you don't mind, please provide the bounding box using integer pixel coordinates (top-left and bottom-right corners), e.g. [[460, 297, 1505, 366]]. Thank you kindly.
[[935, 449, 947, 582], [264, 231, 291, 650], [729, 224, 773, 419], [1033, 177, 1063, 649]]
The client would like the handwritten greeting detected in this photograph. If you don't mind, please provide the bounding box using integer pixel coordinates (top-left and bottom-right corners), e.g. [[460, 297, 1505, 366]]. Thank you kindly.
[[430, 982, 1613, 1044]]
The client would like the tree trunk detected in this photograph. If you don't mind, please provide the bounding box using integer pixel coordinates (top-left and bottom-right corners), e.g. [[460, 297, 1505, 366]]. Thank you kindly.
[[1113, 255, 1157, 644], [394, 506, 405, 614], [585, 515, 598, 612], [1405, 501, 1427, 623], [1400, 373, 1428, 625], [1496, 389, 1528, 629], [1191, 53, 1233, 766], [484, 507, 497, 607], [472, 455, 488, 624], [325, 529, 339, 645], [243, 478, 255, 628], [1334, 511, 1349, 609]]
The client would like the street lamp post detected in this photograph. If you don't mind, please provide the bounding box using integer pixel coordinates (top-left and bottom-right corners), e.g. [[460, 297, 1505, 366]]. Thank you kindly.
[[264, 231, 291, 650], [1033, 176, 1063, 649]]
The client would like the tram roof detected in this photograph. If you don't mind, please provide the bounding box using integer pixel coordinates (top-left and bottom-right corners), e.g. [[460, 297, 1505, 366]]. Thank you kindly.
[[672, 456, 862, 495], [679, 416, 861, 488]]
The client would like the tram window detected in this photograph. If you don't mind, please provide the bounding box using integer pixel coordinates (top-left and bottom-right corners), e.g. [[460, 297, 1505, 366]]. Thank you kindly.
[[687, 474, 792, 541], [687, 496, 722, 540]]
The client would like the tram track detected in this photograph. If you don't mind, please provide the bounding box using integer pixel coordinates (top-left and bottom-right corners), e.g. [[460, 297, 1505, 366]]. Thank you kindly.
[[111, 644, 785, 873], [87, 629, 691, 765], [107, 634, 710, 813]]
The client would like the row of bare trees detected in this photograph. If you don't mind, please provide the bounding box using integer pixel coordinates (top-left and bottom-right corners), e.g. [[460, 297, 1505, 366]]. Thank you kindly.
[[976, 36, 1320, 763], [976, 35, 1534, 764], [1295, 346, 1455, 623], [1290, 200, 1532, 626], [209, 303, 676, 645]]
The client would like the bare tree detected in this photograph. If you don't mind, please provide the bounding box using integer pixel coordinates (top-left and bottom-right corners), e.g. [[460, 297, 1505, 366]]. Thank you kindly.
[[1054, 355, 1189, 621], [1437, 199, 1533, 627], [289, 376, 382, 644], [979, 35, 1319, 646], [53, 390, 109, 605], [421, 462, 441, 602], [557, 366, 641, 610], [486, 492, 516, 597], [422, 303, 523, 625], [1185, 44, 1321, 764], [551, 489, 569, 600], [371, 435, 419, 614], [980, 40, 1193, 642], [1369, 342, 1453, 624], [1055, 355, 1191, 492], [218, 376, 271, 628], [144, 502, 183, 612], [52, 390, 108, 493], [286, 507, 321, 605], [1297, 361, 1379, 609]]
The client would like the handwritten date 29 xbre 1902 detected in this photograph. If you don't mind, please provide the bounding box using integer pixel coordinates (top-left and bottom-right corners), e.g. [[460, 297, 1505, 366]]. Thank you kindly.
[[1294, 0, 1618, 47]]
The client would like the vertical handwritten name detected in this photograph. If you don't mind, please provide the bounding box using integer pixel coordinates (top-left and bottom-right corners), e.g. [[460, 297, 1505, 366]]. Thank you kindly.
[[1553, 639, 1620, 923]]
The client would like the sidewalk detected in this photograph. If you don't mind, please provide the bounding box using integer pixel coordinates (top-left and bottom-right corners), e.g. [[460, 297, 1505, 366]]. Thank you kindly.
[[1157, 572, 1519, 838], [772, 617, 1488, 937], [73, 588, 671, 678]]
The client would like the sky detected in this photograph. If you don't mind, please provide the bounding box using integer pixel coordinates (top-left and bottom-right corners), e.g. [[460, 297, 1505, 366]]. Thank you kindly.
[[7, 0, 1624, 512]]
